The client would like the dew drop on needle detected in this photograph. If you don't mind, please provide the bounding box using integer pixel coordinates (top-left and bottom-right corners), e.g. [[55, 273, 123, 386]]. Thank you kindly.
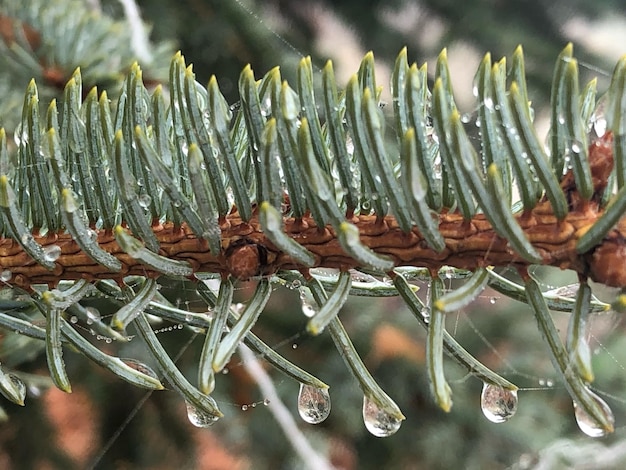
[[186, 401, 220, 427], [43, 245, 62, 262], [297, 384, 331, 424], [362, 396, 402, 437], [573, 391, 614, 438], [480, 383, 518, 423]]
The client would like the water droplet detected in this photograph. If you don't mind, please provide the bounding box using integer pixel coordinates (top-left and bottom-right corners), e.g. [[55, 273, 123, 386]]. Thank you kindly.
[[186, 401, 220, 427], [43, 245, 61, 262], [570, 139, 583, 154], [574, 391, 615, 437], [260, 96, 272, 117], [13, 123, 23, 147], [362, 396, 402, 437], [86, 307, 101, 325], [0, 270, 12, 282], [297, 384, 331, 424], [70, 316, 78, 324], [345, 137, 354, 155], [86, 229, 98, 242], [593, 116, 607, 138], [226, 188, 235, 207], [299, 289, 318, 318], [241, 404, 249, 411], [489, 297, 497, 305], [591, 96, 608, 137], [483, 97, 494, 110], [480, 383, 518, 423], [138, 194, 152, 208], [263, 398, 270, 406]]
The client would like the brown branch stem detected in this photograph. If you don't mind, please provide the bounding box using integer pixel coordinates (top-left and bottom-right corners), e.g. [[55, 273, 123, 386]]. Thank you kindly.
[[0, 133, 622, 288], [0, 199, 622, 288]]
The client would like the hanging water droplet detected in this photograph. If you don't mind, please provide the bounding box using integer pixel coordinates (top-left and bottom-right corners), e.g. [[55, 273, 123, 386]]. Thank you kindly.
[[241, 404, 249, 411], [43, 245, 61, 262], [0, 270, 12, 282], [480, 383, 518, 423], [573, 391, 615, 437], [86, 307, 101, 325], [299, 289, 318, 318], [69, 316, 78, 324], [186, 401, 220, 427], [138, 194, 152, 208], [297, 384, 331, 424], [263, 398, 270, 406], [489, 297, 497, 305], [362, 396, 402, 437]]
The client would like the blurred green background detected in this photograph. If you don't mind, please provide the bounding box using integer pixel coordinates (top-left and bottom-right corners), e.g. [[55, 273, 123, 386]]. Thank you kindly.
[[1, 0, 626, 469]]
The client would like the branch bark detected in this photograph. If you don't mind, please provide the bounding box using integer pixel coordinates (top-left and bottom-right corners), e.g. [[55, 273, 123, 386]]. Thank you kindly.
[[0, 133, 622, 288]]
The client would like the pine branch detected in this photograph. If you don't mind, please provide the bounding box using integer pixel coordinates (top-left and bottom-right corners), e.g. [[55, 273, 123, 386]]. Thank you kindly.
[[0, 40, 624, 438]]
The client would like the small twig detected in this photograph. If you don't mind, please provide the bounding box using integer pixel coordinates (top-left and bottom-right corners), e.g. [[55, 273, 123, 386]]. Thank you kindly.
[[117, 0, 153, 63]]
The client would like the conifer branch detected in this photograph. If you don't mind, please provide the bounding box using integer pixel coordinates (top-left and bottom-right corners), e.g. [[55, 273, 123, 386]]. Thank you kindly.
[[0, 38, 624, 438]]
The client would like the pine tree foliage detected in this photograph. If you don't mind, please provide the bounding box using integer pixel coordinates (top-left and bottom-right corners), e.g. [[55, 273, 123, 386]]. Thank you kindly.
[[0, 0, 626, 440], [0, 0, 172, 128]]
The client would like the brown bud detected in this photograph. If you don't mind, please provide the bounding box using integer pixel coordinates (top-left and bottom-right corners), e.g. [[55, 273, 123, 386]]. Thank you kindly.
[[225, 243, 261, 280]]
